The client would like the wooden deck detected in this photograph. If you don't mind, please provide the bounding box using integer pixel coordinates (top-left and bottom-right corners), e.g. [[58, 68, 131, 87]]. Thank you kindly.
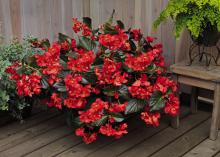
[[0, 104, 220, 157]]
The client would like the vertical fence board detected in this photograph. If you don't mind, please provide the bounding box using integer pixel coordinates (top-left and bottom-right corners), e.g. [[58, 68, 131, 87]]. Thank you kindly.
[[0, 0, 202, 64]]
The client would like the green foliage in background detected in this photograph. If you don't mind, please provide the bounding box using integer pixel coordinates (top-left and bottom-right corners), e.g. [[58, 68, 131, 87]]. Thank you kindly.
[[153, 0, 220, 38], [0, 38, 43, 119]]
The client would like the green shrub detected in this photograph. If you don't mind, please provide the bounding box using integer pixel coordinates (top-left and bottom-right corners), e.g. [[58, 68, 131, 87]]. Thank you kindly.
[[0, 38, 43, 119]]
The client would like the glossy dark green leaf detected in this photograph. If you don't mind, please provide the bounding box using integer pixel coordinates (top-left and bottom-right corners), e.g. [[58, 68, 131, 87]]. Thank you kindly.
[[125, 99, 147, 115], [150, 91, 165, 111], [116, 20, 125, 29], [83, 17, 92, 28], [92, 115, 108, 126], [53, 81, 67, 92], [41, 77, 49, 89], [58, 33, 70, 43], [111, 112, 125, 122]]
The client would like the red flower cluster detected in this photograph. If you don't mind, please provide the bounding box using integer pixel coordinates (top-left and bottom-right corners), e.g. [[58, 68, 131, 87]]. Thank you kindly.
[[5, 62, 21, 80], [72, 18, 92, 36], [99, 123, 128, 139], [95, 58, 128, 86], [99, 30, 128, 50], [154, 76, 177, 94], [125, 51, 156, 71], [16, 72, 42, 97], [7, 17, 180, 144], [164, 94, 180, 116], [64, 74, 92, 109], [141, 111, 161, 127], [47, 93, 62, 109], [34, 43, 62, 85], [130, 29, 141, 41], [75, 127, 97, 144], [128, 75, 153, 99], [67, 49, 96, 72], [108, 102, 128, 113], [79, 99, 108, 123]]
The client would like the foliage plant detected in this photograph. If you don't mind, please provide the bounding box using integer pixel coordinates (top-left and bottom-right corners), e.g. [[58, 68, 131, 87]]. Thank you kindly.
[[153, 0, 220, 39], [7, 15, 180, 144], [0, 38, 42, 120]]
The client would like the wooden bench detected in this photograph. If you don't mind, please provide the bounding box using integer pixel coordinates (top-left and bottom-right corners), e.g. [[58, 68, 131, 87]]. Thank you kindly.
[[170, 62, 220, 140]]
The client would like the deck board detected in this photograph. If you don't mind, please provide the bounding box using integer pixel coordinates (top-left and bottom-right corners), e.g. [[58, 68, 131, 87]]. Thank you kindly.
[[119, 110, 210, 157], [0, 105, 219, 157], [150, 119, 211, 157]]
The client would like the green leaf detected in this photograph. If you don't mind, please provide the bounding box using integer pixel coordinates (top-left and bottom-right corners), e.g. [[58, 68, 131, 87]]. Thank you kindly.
[[83, 17, 92, 28], [111, 113, 125, 122], [53, 81, 67, 92], [116, 20, 125, 29], [41, 77, 49, 89], [150, 91, 165, 111], [78, 36, 98, 53], [92, 115, 108, 126], [125, 99, 147, 115], [103, 86, 117, 97], [58, 33, 70, 43]]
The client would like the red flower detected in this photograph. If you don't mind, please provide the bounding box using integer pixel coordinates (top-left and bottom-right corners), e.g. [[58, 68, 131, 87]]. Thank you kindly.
[[164, 94, 180, 116], [64, 74, 92, 98], [95, 58, 128, 86], [131, 29, 141, 41], [125, 51, 156, 71], [64, 97, 86, 109], [99, 123, 128, 139], [99, 30, 128, 50], [128, 75, 153, 99], [154, 76, 177, 94], [146, 36, 156, 43], [72, 18, 92, 37], [75, 127, 97, 144], [47, 93, 62, 109], [5, 62, 21, 80], [72, 18, 83, 33], [61, 40, 70, 51], [109, 102, 128, 113], [34, 43, 62, 85], [67, 49, 95, 72], [141, 112, 160, 127], [71, 39, 77, 49], [79, 98, 108, 123], [16, 72, 42, 97]]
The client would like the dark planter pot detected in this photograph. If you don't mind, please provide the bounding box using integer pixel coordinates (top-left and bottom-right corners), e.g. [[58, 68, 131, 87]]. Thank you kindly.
[[191, 23, 220, 47]]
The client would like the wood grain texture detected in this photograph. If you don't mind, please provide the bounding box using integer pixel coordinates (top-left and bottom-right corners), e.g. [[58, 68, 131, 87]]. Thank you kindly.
[[183, 132, 220, 157], [0, 0, 192, 65], [150, 119, 211, 157], [119, 110, 210, 157]]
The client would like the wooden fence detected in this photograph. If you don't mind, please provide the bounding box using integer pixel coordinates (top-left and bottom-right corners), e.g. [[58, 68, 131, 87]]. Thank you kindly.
[[0, 0, 194, 65]]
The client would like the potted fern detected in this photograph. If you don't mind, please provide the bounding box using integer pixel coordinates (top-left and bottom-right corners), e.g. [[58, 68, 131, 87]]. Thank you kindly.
[[153, 0, 220, 47]]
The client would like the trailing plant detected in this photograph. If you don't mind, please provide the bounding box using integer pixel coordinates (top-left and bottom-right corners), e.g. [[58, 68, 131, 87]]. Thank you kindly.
[[0, 38, 43, 120], [153, 0, 220, 39], [7, 14, 180, 144]]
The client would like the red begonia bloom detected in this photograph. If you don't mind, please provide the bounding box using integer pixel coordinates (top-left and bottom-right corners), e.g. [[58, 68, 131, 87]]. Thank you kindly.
[[128, 74, 153, 99], [141, 112, 161, 127], [47, 93, 62, 109], [67, 49, 95, 72], [164, 94, 180, 116], [95, 58, 128, 86]]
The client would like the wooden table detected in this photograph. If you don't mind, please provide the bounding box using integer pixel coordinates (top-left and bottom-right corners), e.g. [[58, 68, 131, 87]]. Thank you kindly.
[[170, 62, 220, 140]]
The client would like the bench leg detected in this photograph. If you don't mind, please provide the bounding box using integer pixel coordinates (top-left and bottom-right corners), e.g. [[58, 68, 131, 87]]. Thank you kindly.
[[171, 116, 180, 129], [190, 87, 198, 114], [210, 83, 220, 140]]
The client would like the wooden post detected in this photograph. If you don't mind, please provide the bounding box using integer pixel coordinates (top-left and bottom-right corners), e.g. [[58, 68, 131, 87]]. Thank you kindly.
[[190, 87, 198, 114], [210, 83, 220, 140], [171, 74, 180, 128]]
